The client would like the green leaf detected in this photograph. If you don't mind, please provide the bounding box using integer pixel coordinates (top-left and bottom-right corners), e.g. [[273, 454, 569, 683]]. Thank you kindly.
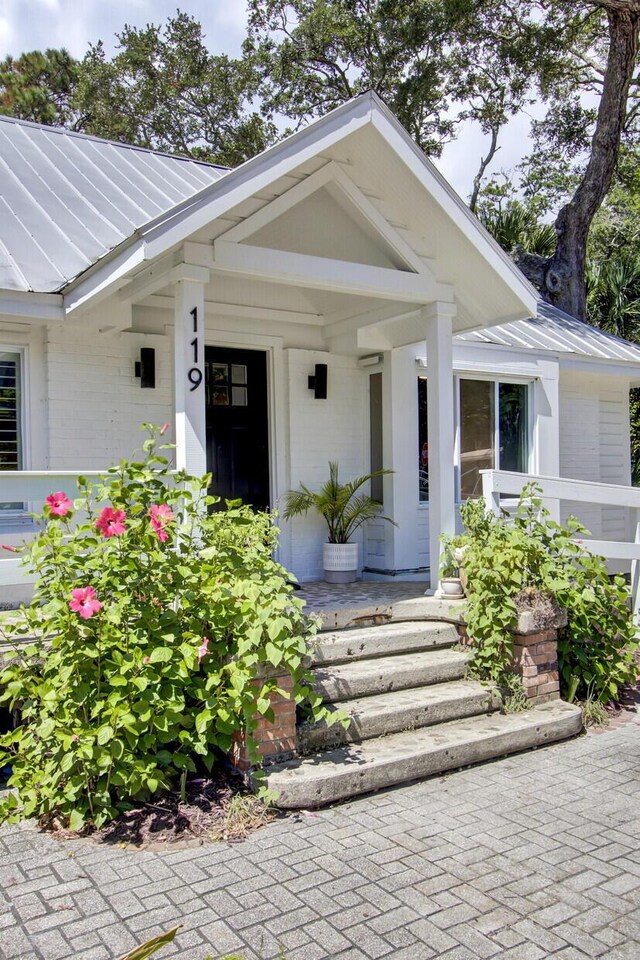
[[97, 725, 114, 745], [148, 647, 173, 664], [264, 642, 283, 667], [116, 926, 181, 960], [68, 809, 85, 831]]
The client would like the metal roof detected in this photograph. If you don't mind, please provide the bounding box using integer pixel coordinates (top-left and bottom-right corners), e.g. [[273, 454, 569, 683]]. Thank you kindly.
[[0, 116, 228, 293], [456, 302, 640, 366]]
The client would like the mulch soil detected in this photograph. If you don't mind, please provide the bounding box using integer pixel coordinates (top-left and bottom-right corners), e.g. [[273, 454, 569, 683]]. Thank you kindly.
[[46, 770, 281, 848]]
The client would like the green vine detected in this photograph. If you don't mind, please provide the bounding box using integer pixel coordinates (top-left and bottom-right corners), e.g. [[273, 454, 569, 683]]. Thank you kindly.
[[443, 486, 637, 701]]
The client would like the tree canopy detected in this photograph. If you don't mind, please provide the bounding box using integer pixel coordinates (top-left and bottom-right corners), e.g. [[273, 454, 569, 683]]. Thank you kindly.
[[0, 13, 275, 167], [1, 3, 640, 319]]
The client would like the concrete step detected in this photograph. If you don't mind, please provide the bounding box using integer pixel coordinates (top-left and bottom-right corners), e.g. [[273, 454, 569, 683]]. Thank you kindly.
[[314, 595, 465, 632], [266, 701, 583, 808], [299, 679, 502, 751], [313, 648, 468, 703], [311, 620, 459, 666]]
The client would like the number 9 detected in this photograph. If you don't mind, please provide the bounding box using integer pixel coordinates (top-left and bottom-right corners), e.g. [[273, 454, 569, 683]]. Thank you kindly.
[[188, 368, 202, 391]]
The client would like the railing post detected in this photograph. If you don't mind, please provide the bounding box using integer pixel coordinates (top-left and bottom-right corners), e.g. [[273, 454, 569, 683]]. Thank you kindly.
[[481, 470, 501, 516], [631, 508, 640, 624]]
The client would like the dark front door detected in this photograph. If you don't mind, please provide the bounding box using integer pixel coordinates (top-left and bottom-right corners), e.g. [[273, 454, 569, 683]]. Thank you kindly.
[[205, 347, 270, 509]]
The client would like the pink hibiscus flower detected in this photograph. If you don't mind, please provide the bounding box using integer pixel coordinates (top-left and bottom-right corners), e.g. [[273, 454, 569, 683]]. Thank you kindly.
[[1, 544, 18, 553], [197, 637, 209, 664], [69, 586, 103, 620], [46, 491, 73, 517], [96, 506, 127, 538], [160, 422, 170, 436], [149, 503, 175, 543]]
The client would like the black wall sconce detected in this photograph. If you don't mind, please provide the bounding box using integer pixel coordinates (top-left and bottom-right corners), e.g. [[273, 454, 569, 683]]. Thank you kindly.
[[135, 347, 156, 389], [308, 363, 327, 400]]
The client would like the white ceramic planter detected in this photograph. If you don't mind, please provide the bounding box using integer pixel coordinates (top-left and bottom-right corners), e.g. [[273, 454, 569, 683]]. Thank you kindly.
[[439, 577, 465, 598], [323, 542, 359, 583]]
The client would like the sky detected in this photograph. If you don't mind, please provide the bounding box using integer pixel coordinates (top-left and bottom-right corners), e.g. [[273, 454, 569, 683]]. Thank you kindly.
[[0, 0, 534, 202]]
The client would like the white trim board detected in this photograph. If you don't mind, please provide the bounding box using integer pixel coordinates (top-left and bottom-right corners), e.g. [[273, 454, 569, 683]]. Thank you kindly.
[[217, 160, 433, 278], [62, 93, 537, 320]]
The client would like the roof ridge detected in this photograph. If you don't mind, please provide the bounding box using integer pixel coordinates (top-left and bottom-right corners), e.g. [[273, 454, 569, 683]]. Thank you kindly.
[[0, 113, 230, 171]]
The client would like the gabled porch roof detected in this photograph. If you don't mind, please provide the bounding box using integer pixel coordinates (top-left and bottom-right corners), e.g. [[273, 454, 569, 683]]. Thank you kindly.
[[1, 92, 539, 344]]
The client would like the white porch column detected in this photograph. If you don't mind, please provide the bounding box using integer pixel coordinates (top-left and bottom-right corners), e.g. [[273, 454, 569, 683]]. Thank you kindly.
[[173, 265, 209, 475], [424, 302, 457, 589]]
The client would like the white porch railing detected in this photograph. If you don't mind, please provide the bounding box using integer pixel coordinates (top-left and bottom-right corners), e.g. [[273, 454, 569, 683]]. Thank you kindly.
[[481, 469, 640, 617], [0, 471, 104, 588]]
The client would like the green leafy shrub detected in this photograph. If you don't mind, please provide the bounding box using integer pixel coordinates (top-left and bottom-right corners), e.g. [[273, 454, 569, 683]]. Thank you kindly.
[[0, 426, 326, 829], [446, 487, 637, 702]]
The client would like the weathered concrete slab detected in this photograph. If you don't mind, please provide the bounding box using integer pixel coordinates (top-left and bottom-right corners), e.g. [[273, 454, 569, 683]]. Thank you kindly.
[[267, 701, 583, 808], [299, 679, 502, 751], [311, 619, 459, 666], [313, 648, 468, 702]]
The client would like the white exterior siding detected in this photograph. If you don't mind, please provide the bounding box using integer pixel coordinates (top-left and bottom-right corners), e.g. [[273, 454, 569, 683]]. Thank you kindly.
[[559, 369, 631, 541]]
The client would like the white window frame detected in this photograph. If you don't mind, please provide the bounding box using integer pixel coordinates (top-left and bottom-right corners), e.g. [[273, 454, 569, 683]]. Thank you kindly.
[[0, 345, 30, 527], [454, 373, 533, 502], [417, 372, 534, 503]]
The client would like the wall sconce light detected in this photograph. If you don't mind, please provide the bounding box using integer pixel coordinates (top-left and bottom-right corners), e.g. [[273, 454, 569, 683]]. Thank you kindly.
[[134, 347, 156, 389], [308, 363, 327, 400]]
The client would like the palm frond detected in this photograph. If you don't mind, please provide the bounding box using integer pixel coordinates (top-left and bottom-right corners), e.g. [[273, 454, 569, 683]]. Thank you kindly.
[[282, 462, 395, 543]]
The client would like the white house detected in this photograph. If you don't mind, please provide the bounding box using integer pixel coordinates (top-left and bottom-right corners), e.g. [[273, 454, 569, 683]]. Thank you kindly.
[[1, 91, 640, 596]]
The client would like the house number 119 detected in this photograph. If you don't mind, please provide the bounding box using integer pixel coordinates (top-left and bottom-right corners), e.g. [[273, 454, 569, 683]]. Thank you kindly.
[[188, 306, 202, 391]]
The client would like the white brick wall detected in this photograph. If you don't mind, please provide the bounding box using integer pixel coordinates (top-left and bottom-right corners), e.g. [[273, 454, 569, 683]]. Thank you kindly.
[[284, 349, 368, 581], [46, 326, 172, 468]]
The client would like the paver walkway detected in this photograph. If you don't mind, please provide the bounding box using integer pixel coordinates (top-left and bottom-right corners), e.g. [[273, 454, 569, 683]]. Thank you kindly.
[[1, 720, 639, 960]]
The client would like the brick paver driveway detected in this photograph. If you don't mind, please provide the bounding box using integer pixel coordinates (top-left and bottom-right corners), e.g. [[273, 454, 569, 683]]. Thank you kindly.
[[1, 720, 639, 960]]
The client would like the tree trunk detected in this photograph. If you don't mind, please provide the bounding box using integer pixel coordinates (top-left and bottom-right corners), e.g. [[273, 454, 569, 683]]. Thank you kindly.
[[543, 4, 640, 320], [469, 121, 501, 214]]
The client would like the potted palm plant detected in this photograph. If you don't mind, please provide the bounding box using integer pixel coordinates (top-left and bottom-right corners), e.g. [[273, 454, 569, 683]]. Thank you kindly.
[[282, 461, 395, 583]]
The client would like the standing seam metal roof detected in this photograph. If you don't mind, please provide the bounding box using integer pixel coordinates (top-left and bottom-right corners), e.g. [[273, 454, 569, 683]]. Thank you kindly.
[[2, 115, 640, 370], [0, 115, 228, 293], [455, 302, 640, 366]]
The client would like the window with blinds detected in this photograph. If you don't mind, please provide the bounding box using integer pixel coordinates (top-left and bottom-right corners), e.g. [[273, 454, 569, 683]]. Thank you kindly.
[[0, 352, 22, 511]]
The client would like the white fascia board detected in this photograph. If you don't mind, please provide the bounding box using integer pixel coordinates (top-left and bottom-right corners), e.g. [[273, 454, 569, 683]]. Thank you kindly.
[[63, 244, 146, 314], [369, 98, 539, 318], [558, 354, 640, 378], [62, 96, 374, 315], [0, 289, 64, 322], [142, 97, 374, 258]]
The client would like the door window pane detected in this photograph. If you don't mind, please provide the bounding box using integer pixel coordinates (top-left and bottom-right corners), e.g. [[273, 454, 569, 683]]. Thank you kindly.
[[231, 386, 248, 406], [460, 379, 495, 499], [418, 377, 429, 502], [499, 382, 528, 473], [210, 363, 227, 383], [211, 387, 229, 406]]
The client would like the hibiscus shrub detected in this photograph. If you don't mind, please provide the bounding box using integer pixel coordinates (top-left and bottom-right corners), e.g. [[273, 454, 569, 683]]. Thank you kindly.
[[0, 425, 324, 830]]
